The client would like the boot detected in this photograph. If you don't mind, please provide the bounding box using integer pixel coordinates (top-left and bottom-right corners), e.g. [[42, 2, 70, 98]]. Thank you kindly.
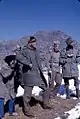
[[24, 110, 35, 118], [23, 103, 35, 118], [9, 112, 19, 116], [43, 88, 52, 109], [53, 84, 61, 97], [65, 85, 70, 99], [43, 103, 52, 109], [76, 88, 79, 99]]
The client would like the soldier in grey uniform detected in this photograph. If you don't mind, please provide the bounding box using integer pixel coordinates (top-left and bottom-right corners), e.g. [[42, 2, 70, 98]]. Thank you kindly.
[[0, 55, 18, 118], [60, 37, 80, 99], [4, 55, 18, 116], [0, 60, 11, 119], [48, 40, 62, 98], [16, 36, 52, 118]]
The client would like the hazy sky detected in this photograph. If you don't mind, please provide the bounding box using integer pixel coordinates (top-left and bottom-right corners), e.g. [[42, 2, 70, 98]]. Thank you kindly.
[[0, 0, 80, 40]]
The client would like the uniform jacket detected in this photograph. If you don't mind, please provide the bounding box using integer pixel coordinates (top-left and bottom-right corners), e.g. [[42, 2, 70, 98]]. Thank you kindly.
[[0, 61, 12, 101], [16, 45, 47, 87], [60, 47, 80, 78], [48, 49, 60, 73]]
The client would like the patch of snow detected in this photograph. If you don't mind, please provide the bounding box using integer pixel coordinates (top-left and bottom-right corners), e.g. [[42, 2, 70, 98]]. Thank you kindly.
[[65, 102, 80, 119], [55, 117, 61, 119], [16, 85, 24, 97], [54, 102, 80, 119]]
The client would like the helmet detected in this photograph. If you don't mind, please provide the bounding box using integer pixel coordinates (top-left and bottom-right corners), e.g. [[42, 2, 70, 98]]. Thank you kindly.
[[66, 37, 73, 45], [28, 36, 36, 44]]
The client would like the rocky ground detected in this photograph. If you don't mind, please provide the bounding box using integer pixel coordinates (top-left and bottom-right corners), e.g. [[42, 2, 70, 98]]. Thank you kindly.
[[5, 97, 80, 119]]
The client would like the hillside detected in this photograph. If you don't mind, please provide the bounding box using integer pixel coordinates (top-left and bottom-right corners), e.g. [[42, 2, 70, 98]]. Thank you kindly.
[[0, 31, 79, 67]]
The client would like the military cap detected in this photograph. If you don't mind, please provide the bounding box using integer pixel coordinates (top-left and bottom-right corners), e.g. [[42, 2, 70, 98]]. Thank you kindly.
[[66, 37, 73, 45], [28, 36, 36, 43], [4, 55, 16, 65], [53, 40, 60, 45]]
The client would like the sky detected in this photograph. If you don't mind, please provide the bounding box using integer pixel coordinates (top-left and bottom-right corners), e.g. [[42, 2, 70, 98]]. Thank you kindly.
[[0, 0, 80, 41]]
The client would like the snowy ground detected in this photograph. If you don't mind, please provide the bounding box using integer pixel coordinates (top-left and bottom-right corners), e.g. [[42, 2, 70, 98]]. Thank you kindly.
[[55, 102, 80, 119], [55, 64, 80, 119], [16, 64, 80, 119]]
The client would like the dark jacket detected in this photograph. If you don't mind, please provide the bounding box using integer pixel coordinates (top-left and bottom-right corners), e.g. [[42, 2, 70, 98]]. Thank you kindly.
[[16, 46, 47, 86], [60, 47, 80, 78]]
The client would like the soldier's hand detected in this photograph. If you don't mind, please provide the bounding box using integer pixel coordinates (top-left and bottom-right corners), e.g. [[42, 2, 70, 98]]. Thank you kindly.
[[48, 70, 52, 78], [29, 64, 33, 69], [67, 54, 73, 58], [50, 64, 52, 68]]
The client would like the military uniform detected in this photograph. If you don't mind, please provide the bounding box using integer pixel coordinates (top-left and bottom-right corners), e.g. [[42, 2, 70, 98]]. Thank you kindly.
[[16, 36, 51, 118], [4, 55, 18, 115], [60, 38, 80, 98], [0, 60, 13, 118], [48, 41, 62, 98], [4, 55, 17, 99], [0, 61, 12, 101]]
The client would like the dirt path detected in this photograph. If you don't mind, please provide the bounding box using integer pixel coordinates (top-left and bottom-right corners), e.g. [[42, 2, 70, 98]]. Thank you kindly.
[[5, 97, 80, 119]]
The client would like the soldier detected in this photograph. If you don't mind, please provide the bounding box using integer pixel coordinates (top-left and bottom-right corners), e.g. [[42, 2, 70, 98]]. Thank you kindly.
[[16, 36, 52, 118], [13, 45, 24, 91], [0, 60, 11, 119], [60, 37, 80, 99], [4, 55, 18, 116], [0, 55, 18, 118], [48, 40, 62, 98]]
